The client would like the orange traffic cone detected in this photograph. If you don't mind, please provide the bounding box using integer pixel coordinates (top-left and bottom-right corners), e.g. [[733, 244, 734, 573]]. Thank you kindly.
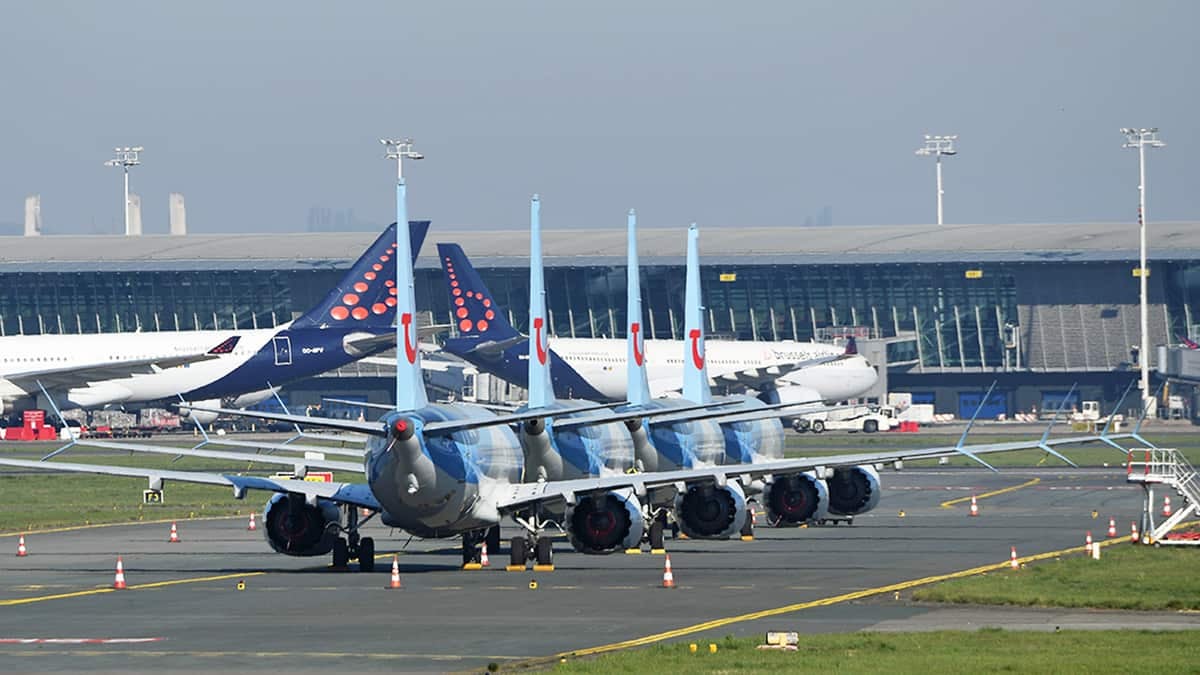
[[662, 554, 676, 588], [113, 556, 127, 590], [1085, 531, 1093, 555], [969, 495, 979, 517], [1162, 496, 1172, 517], [1009, 546, 1020, 570], [1130, 521, 1139, 544], [1107, 517, 1117, 538], [247, 513, 257, 531], [387, 555, 402, 589], [16, 534, 27, 557], [480, 542, 491, 567], [168, 522, 180, 543]]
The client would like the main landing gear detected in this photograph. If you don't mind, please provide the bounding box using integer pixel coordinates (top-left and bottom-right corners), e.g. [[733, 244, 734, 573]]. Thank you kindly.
[[460, 525, 504, 567], [508, 510, 557, 570], [333, 505, 376, 572]]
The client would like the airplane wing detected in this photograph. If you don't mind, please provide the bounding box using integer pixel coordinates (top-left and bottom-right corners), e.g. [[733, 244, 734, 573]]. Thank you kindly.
[[59, 439, 365, 473], [6, 339, 232, 391], [494, 431, 1133, 513]]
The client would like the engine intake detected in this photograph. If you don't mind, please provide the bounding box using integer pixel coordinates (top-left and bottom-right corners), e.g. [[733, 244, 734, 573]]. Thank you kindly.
[[673, 481, 747, 539], [764, 472, 828, 525], [827, 465, 881, 516], [262, 493, 341, 556], [566, 489, 644, 554]]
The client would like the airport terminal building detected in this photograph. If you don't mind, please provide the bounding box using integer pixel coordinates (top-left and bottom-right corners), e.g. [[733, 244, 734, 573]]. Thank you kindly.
[[3, 221, 1198, 419]]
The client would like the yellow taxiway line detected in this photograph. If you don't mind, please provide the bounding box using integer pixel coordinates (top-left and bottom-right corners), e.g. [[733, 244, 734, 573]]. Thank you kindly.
[[940, 477, 1040, 508], [0, 571, 267, 607], [0, 515, 244, 538]]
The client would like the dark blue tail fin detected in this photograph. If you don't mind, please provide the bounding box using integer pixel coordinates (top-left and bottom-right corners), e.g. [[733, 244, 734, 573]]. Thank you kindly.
[[436, 243, 520, 341], [291, 221, 429, 329]]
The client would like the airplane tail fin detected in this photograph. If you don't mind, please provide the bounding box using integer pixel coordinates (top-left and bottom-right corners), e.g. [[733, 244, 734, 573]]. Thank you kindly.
[[1179, 334, 1199, 350], [844, 336, 858, 355], [436, 243, 520, 342], [290, 221, 430, 331], [393, 181, 428, 411], [527, 195, 555, 408], [626, 209, 651, 407], [682, 224, 712, 404]]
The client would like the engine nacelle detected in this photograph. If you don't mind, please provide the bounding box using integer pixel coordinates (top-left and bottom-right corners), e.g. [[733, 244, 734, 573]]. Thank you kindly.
[[518, 418, 562, 482], [763, 472, 828, 525], [827, 465, 881, 516], [673, 481, 747, 539], [565, 489, 645, 554], [262, 493, 341, 556], [179, 399, 220, 426], [226, 388, 279, 409], [65, 383, 134, 409]]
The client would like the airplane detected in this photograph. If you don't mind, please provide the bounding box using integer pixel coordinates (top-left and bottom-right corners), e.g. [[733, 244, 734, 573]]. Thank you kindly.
[[0, 178, 1142, 573], [436, 242, 877, 408], [0, 222, 430, 425]]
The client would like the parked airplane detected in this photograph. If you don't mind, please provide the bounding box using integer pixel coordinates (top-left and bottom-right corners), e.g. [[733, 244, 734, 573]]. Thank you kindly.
[[436, 243, 877, 409], [0, 222, 429, 424], [0, 178, 1136, 572]]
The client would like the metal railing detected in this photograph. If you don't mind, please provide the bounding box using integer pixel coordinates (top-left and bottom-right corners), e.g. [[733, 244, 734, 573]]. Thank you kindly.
[[1126, 448, 1200, 544]]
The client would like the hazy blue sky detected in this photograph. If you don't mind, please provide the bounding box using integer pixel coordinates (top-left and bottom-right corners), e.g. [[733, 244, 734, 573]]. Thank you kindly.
[[1, 1, 1196, 233]]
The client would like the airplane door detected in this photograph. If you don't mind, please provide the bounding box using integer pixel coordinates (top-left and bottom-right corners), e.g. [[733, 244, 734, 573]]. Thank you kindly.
[[273, 336, 293, 366]]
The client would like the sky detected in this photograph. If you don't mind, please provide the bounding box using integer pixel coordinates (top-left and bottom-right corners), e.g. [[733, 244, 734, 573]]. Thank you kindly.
[[1, 1, 1196, 234]]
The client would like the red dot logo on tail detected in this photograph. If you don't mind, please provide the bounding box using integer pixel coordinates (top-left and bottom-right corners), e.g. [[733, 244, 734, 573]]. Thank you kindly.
[[688, 328, 705, 369], [631, 322, 645, 366], [533, 317, 548, 365], [400, 313, 418, 364]]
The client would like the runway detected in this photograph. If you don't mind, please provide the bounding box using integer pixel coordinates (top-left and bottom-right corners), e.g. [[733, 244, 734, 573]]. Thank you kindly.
[[1, 467, 1192, 673]]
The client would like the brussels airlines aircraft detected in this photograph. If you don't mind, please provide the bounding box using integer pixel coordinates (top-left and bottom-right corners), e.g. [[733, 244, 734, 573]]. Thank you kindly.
[[0, 180, 1134, 571], [436, 244, 877, 409], [0, 222, 429, 424]]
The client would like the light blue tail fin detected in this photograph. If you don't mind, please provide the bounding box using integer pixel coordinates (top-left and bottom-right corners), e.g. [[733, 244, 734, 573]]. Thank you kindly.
[[395, 179, 427, 412], [527, 195, 554, 409], [626, 209, 651, 407], [682, 224, 712, 404]]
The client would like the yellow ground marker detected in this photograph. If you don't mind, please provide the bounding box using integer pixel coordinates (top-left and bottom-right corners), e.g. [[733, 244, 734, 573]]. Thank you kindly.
[[940, 477, 1040, 508]]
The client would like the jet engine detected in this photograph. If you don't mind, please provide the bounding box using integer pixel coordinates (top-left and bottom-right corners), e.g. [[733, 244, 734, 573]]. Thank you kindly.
[[65, 383, 134, 409], [673, 481, 747, 539], [226, 388, 279, 409], [826, 465, 881, 516], [179, 400, 220, 426], [261, 493, 341, 556], [518, 417, 562, 482], [565, 488, 645, 554], [763, 472, 828, 525]]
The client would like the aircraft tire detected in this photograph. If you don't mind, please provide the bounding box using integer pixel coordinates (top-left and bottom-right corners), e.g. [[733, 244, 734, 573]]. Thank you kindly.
[[740, 509, 755, 538], [510, 536, 528, 567], [332, 538, 350, 569], [358, 537, 375, 572], [648, 521, 665, 550], [535, 536, 553, 567], [461, 536, 479, 567]]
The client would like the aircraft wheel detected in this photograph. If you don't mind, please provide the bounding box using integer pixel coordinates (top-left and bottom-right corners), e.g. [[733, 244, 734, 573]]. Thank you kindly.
[[648, 521, 665, 550], [486, 525, 502, 556], [510, 536, 528, 567], [461, 535, 479, 566], [535, 537, 553, 566], [740, 509, 755, 538], [811, 420, 825, 433], [332, 537, 350, 569], [358, 537, 376, 572]]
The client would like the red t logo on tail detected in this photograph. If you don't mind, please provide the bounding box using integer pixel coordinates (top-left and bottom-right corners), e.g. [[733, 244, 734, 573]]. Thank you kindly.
[[533, 317, 548, 365], [631, 322, 645, 366], [400, 313, 418, 364], [688, 328, 705, 370]]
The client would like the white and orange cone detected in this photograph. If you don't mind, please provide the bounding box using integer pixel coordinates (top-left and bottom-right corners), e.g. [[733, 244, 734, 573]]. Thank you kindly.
[[969, 495, 979, 517], [113, 556, 127, 590], [1162, 495, 1172, 517], [168, 522, 180, 543], [1131, 521, 1139, 545], [1107, 517, 1117, 538], [662, 554, 676, 589], [247, 513, 257, 531], [1009, 546, 1020, 570], [16, 534, 27, 557], [387, 555, 402, 589], [480, 542, 490, 567], [1085, 531, 1093, 555]]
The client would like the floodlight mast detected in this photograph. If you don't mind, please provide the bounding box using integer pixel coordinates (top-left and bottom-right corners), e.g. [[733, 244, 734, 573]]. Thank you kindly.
[[1122, 127, 1165, 413], [914, 135, 957, 225], [381, 138, 424, 181], [104, 146, 143, 236]]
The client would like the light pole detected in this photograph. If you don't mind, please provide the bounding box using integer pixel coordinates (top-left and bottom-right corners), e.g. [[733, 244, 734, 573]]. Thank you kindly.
[[1122, 127, 1165, 412], [915, 135, 957, 225], [381, 138, 424, 181], [104, 146, 143, 236]]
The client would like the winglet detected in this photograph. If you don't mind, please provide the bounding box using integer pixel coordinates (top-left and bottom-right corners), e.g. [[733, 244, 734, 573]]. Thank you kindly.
[[682, 224, 712, 404], [954, 381, 998, 472], [207, 336, 240, 355], [527, 195, 554, 409], [1097, 380, 1135, 452], [35, 380, 76, 461], [1036, 382, 1078, 467], [1130, 383, 1163, 449], [626, 208, 651, 407]]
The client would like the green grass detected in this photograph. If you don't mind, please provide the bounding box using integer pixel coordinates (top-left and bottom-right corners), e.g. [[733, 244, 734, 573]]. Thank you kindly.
[[913, 543, 1200, 611], [543, 630, 1200, 674], [0, 441, 361, 533]]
